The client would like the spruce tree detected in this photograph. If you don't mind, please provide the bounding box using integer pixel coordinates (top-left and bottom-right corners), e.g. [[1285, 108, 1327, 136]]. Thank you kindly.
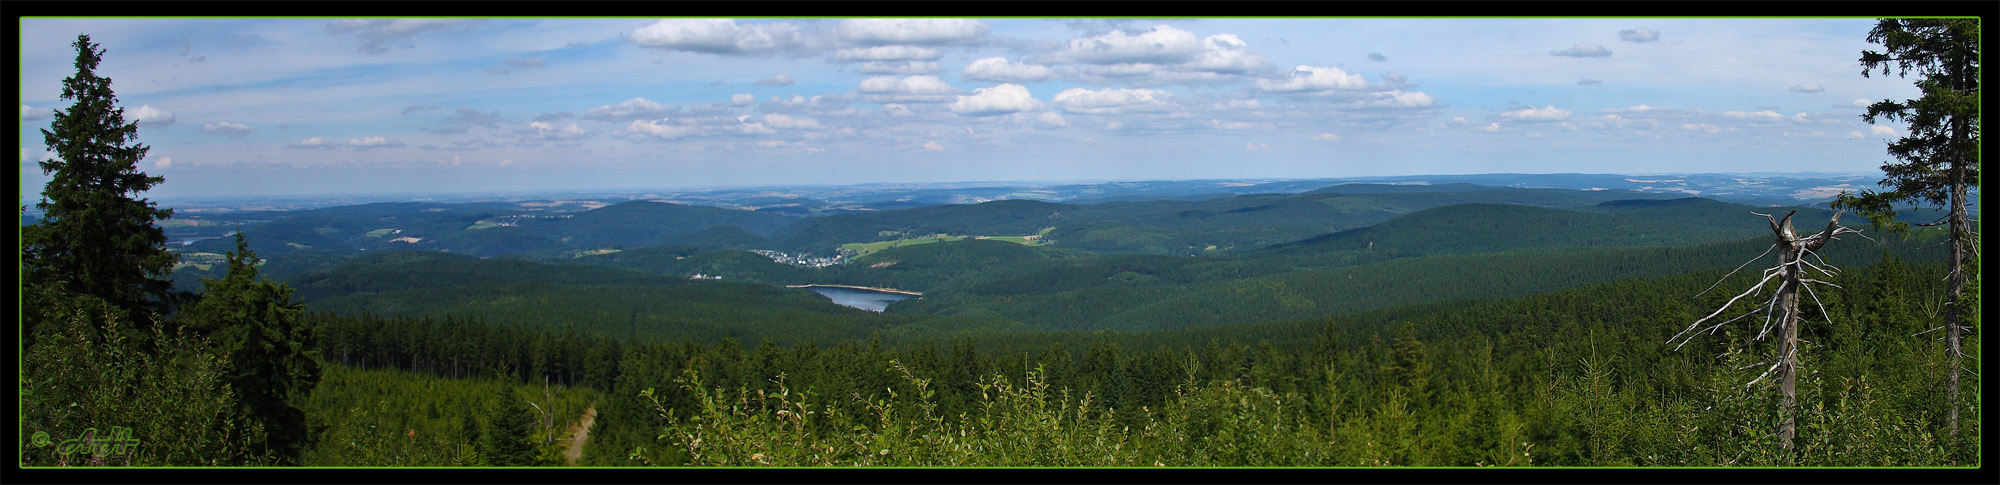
[[24, 34, 177, 323], [1834, 18, 1979, 440], [177, 233, 321, 464], [483, 385, 541, 466]]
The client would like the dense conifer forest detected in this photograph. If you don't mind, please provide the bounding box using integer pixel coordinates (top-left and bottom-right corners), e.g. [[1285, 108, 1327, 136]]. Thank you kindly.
[[14, 18, 1984, 484]]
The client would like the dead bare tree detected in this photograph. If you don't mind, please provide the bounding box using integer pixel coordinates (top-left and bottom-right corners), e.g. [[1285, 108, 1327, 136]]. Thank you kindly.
[[1669, 210, 1865, 452], [525, 376, 564, 447]]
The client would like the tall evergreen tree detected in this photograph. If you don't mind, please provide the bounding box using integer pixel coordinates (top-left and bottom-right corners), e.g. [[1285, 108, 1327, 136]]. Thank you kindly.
[[178, 233, 321, 464], [23, 34, 177, 325], [1834, 18, 1979, 439], [483, 385, 540, 466]]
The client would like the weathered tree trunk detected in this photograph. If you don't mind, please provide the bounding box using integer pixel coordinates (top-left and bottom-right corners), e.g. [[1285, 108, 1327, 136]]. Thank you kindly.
[[1771, 213, 1803, 451], [1946, 150, 1965, 438], [1763, 210, 1844, 452]]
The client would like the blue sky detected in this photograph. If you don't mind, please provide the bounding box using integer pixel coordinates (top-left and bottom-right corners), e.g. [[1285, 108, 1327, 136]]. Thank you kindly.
[[18, 18, 1922, 199]]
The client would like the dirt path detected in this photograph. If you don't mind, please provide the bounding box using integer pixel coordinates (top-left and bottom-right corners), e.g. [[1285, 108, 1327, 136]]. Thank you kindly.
[[561, 406, 597, 466]]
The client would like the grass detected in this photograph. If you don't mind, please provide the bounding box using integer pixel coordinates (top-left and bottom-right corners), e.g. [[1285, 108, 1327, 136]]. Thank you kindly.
[[465, 220, 501, 230], [842, 228, 1057, 258], [841, 235, 965, 257], [365, 228, 398, 238]]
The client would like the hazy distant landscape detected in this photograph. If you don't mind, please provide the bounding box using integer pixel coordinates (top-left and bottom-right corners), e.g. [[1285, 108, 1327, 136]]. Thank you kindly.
[[17, 16, 1979, 477]]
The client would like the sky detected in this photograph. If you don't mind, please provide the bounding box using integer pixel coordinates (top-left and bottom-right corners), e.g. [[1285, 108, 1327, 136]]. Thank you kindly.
[[17, 17, 1926, 200]]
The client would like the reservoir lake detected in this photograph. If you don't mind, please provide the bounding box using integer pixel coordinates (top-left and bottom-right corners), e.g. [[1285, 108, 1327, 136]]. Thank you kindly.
[[805, 286, 918, 312]]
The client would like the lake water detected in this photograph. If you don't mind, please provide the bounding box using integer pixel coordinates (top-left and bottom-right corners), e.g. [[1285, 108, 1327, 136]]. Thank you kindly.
[[805, 286, 918, 312]]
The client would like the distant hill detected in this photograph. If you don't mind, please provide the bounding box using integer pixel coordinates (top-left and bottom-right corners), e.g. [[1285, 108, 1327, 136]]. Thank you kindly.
[[289, 250, 673, 303], [286, 249, 914, 346], [895, 231, 1941, 333], [650, 225, 778, 251], [770, 199, 1076, 253], [1260, 202, 1759, 258], [525, 200, 796, 248], [568, 246, 808, 284], [1041, 185, 1681, 255], [819, 238, 1090, 293]]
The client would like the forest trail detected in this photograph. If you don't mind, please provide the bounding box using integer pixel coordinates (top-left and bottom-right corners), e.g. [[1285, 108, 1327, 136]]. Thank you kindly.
[[562, 405, 596, 466]]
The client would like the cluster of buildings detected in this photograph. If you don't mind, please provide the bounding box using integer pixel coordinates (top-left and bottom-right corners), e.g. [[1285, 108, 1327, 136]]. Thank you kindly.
[[751, 249, 848, 268]]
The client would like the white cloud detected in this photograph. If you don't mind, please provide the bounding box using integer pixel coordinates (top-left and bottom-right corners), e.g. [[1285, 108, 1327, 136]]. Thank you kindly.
[[830, 45, 941, 61], [1474, 122, 1501, 133], [628, 19, 810, 55], [1839, 98, 1872, 108], [758, 113, 821, 130], [1056, 25, 1203, 64], [1788, 83, 1825, 93], [856, 75, 962, 103], [346, 136, 405, 149], [1212, 120, 1268, 130], [152, 156, 173, 169], [961, 57, 1056, 83], [1033, 111, 1069, 128], [1310, 133, 1339, 141], [1551, 43, 1612, 58], [1680, 123, 1724, 135], [201, 122, 255, 136], [20, 104, 51, 121], [131, 105, 175, 127], [1051, 87, 1173, 114], [1871, 125, 1897, 137], [585, 97, 675, 121], [1348, 90, 1438, 109], [922, 141, 946, 151], [1180, 33, 1272, 73], [626, 119, 696, 140], [289, 137, 335, 149], [328, 19, 471, 54], [524, 121, 588, 140], [1498, 105, 1572, 122], [757, 73, 796, 86], [1245, 142, 1271, 152], [1618, 28, 1660, 42], [1723, 110, 1785, 122], [728, 94, 754, 107], [1257, 65, 1369, 93], [836, 19, 989, 46], [951, 83, 1044, 117], [757, 140, 806, 148], [855, 61, 944, 75]]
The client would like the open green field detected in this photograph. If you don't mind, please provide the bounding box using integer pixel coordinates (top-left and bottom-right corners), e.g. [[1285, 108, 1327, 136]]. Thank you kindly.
[[843, 228, 1057, 257], [364, 228, 397, 238], [464, 220, 502, 230], [842, 235, 964, 257]]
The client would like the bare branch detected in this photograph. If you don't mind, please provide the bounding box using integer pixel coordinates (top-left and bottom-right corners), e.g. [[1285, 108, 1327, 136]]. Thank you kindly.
[[1678, 304, 1773, 351], [1912, 325, 1950, 337], [1738, 358, 1781, 371], [1754, 278, 1791, 341], [1744, 355, 1786, 389], [1696, 243, 1779, 299], [1672, 270, 1782, 345], [1800, 247, 1842, 276], [1802, 280, 1836, 326]]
